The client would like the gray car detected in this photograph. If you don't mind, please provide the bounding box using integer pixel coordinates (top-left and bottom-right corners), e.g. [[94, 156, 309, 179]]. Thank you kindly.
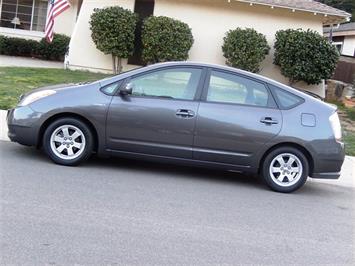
[[7, 62, 345, 193]]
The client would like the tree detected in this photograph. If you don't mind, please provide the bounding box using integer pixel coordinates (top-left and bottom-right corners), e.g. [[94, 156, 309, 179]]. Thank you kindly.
[[316, 1, 354, 21], [90, 7, 138, 74], [222, 28, 270, 73], [274, 29, 339, 85], [141, 16, 194, 64]]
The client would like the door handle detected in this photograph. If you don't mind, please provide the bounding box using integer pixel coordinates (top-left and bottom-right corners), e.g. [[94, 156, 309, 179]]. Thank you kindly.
[[260, 117, 278, 125], [176, 109, 195, 119]]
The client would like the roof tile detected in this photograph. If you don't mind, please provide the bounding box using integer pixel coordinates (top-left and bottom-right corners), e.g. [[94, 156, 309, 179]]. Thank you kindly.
[[237, 0, 351, 17]]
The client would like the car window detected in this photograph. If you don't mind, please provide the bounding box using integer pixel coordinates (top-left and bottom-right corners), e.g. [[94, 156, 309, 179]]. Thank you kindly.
[[270, 85, 304, 109], [207, 71, 270, 107], [101, 81, 122, 95], [129, 68, 202, 100]]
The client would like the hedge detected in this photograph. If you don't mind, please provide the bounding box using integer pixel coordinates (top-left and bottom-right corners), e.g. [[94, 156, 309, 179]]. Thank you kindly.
[[0, 34, 70, 61], [222, 28, 270, 73], [274, 29, 339, 85], [142, 16, 194, 64]]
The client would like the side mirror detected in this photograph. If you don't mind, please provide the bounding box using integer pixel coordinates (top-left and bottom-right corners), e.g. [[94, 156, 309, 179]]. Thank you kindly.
[[120, 83, 133, 96]]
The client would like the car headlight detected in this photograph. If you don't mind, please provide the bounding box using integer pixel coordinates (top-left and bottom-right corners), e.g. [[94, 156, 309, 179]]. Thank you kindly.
[[329, 112, 342, 142], [18, 90, 56, 106]]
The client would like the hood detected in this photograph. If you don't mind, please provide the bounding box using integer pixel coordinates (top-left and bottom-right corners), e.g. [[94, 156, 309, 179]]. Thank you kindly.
[[19, 82, 98, 102]]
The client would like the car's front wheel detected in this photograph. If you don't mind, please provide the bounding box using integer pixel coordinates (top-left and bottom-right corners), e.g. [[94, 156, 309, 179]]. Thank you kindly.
[[43, 118, 93, 166], [261, 147, 309, 193]]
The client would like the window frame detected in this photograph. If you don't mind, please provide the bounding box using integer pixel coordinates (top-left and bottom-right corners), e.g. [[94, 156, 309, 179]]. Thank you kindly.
[[0, 0, 49, 33], [201, 68, 278, 109], [116, 66, 208, 102]]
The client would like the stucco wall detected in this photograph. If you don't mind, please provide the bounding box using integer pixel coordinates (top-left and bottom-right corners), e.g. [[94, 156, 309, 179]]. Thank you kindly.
[[54, 0, 80, 37], [67, 0, 136, 72], [342, 36, 355, 57], [67, 0, 326, 95]]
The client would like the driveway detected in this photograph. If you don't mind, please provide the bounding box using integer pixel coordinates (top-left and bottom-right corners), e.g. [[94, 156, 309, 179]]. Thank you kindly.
[[0, 141, 354, 264], [0, 55, 64, 68]]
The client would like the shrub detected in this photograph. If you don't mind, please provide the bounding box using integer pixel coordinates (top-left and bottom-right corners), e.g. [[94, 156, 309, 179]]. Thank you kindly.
[[0, 34, 69, 61], [37, 34, 70, 61], [90, 6, 138, 73], [222, 28, 270, 73], [0, 35, 7, 54], [274, 29, 339, 85], [142, 16, 194, 64], [0, 36, 39, 57]]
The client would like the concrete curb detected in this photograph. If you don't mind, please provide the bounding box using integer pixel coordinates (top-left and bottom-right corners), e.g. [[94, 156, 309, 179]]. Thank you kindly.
[[0, 110, 9, 141], [1, 110, 354, 188]]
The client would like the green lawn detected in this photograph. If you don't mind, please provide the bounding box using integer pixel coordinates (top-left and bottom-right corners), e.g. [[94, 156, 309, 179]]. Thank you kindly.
[[344, 133, 355, 156], [0, 67, 110, 110]]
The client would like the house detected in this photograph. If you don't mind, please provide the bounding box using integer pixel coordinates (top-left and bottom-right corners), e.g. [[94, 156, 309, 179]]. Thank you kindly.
[[0, 0, 82, 40], [0, 0, 351, 97], [324, 22, 355, 57]]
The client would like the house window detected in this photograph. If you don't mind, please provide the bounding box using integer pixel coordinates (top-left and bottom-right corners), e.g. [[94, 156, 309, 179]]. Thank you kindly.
[[128, 0, 155, 66], [332, 42, 343, 54], [0, 0, 48, 31]]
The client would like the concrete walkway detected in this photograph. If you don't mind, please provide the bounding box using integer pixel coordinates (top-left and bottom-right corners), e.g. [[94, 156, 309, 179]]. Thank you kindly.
[[0, 55, 64, 68], [0, 110, 354, 188]]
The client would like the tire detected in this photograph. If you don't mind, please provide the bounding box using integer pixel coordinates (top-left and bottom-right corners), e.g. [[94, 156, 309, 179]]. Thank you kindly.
[[261, 146, 309, 193], [43, 118, 94, 166]]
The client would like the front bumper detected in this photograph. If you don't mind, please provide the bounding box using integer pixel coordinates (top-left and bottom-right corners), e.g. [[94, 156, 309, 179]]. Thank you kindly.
[[7, 106, 42, 146]]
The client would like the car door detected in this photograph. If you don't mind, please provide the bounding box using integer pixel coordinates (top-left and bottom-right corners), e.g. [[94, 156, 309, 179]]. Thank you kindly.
[[106, 66, 205, 158], [193, 69, 282, 168]]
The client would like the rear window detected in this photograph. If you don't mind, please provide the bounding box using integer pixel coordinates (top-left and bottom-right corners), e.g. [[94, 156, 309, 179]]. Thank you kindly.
[[270, 85, 304, 109]]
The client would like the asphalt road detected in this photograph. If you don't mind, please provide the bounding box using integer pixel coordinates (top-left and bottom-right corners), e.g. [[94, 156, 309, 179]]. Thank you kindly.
[[1, 141, 354, 265]]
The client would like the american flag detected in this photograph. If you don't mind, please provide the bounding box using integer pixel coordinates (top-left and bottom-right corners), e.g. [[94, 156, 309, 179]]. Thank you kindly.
[[45, 0, 71, 43]]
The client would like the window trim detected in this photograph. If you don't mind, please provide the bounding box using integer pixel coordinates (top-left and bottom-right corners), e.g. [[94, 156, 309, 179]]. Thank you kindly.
[[116, 66, 207, 102], [0, 0, 49, 33], [201, 68, 278, 109]]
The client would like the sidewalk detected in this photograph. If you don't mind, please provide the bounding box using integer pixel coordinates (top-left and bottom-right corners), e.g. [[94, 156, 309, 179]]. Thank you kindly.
[[0, 109, 354, 188], [0, 55, 64, 69]]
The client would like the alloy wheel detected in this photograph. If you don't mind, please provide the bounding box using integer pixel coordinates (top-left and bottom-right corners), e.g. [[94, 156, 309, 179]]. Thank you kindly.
[[50, 125, 86, 160], [269, 153, 303, 187]]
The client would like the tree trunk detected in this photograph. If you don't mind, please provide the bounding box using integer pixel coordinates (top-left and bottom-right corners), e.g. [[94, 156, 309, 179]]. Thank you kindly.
[[112, 55, 117, 74], [117, 57, 123, 74], [289, 79, 296, 87]]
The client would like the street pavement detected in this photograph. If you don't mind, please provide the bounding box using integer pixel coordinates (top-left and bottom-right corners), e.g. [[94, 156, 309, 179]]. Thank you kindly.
[[0, 141, 354, 265]]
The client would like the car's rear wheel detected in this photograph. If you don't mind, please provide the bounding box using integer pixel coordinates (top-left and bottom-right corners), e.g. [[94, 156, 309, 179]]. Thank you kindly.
[[261, 147, 309, 193], [43, 118, 93, 166]]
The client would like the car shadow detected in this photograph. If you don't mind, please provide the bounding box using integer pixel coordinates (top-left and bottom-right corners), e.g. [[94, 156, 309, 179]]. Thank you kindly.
[[6, 142, 349, 196], [87, 154, 263, 188]]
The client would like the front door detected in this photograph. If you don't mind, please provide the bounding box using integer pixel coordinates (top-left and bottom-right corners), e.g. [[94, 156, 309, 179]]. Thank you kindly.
[[106, 67, 204, 158], [194, 69, 282, 168]]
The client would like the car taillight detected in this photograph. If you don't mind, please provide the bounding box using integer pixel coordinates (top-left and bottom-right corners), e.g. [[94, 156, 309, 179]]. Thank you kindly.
[[329, 112, 342, 142]]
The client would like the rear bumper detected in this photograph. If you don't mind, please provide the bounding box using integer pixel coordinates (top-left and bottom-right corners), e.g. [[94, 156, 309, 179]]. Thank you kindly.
[[311, 172, 341, 179], [310, 141, 345, 179], [7, 107, 42, 146]]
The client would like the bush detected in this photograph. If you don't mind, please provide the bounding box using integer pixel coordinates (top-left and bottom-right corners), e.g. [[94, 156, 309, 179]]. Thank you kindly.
[[0, 34, 69, 61], [222, 28, 270, 73], [37, 34, 70, 61], [274, 29, 339, 85], [90, 6, 138, 73], [142, 16, 194, 64], [0, 36, 39, 57]]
